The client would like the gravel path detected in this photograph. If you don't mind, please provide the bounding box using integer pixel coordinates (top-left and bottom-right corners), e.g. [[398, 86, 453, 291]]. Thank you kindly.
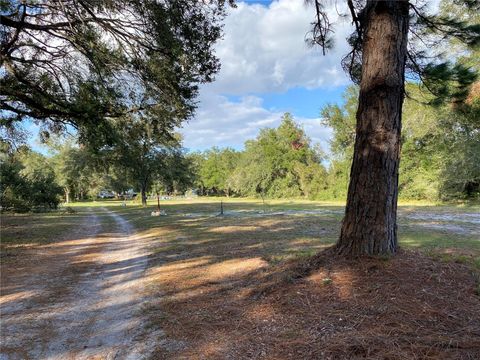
[[0, 208, 156, 360]]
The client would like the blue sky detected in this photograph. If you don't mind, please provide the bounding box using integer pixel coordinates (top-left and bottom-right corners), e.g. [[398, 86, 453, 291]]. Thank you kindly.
[[177, 0, 356, 153], [28, 0, 352, 154], [226, 86, 347, 119], [25, 0, 442, 155]]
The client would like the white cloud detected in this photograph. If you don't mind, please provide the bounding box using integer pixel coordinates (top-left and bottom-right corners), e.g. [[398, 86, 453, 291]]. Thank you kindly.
[[180, 94, 278, 150], [181, 0, 345, 152], [179, 93, 332, 152], [206, 0, 353, 94]]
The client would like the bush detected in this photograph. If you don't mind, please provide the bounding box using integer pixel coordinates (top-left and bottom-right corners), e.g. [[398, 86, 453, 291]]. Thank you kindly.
[[0, 147, 62, 212]]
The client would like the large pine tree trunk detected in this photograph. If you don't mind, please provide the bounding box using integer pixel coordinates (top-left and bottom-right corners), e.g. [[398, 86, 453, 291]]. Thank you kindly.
[[337, 0, 409, 256]]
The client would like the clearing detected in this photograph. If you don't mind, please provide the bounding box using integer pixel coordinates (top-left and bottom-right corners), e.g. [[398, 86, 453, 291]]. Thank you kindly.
[[1, 199, 479, 359]]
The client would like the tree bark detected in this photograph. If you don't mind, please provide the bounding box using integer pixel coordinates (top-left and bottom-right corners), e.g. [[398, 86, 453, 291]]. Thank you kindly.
[[141, 181, 148, 207], [337, 0, 409, 256], [64, 188, 70, 204]]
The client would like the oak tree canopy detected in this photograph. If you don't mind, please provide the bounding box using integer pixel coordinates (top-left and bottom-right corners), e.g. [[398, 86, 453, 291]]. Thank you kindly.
[[1, 0, 231, 145]]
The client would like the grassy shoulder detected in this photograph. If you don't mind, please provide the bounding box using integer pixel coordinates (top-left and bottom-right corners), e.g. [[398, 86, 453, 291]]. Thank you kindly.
[[0, 205, 119, 259], [93, 197, 477, 358], [2, 197, 478, 270], [72, 197, 480, 252], [1, 208, 90, 247], [121, 198, 480, 277]]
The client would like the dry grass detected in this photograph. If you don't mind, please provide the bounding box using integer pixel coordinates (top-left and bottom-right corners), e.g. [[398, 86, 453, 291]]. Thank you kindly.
[[120, 205, 480, 360], [2, 200, 479, 359], [144, 248, 480, 359]]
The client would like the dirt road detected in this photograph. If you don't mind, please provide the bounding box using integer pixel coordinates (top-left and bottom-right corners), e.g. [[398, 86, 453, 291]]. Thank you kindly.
[[0, 208, 156, 360]]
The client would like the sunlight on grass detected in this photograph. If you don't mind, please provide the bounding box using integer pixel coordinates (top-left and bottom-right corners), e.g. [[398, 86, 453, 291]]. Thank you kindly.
[[399, 231, 480, 251], [3, 199, 478, 266]]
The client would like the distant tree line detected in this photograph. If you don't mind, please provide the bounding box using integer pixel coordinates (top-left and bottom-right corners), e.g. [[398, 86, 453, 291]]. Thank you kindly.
[[192, 84, 479, 201], [0, 135, 195, 212], [189, 113, 328, 199], [1, 81, 478, 212], [1, 143, 62, 212], [321, 82, 480, 202]]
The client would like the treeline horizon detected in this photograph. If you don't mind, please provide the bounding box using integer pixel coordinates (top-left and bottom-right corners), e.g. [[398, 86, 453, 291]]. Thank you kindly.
[[188, 83, 479, 202], [2, 82, 478, 212]]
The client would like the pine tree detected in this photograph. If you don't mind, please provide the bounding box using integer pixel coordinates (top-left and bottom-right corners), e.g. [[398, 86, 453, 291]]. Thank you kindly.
[[307, 0, 480, 255]]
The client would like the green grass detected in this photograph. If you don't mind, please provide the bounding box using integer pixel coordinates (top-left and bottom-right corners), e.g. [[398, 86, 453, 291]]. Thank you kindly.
[[91, 199, 478, 271], [399, 230, 480, 251], [67, 196, 480, 213], [2, 197, 478, 266], [1, 204, 119, 250], [93, 198, 478, 245], [1, 208, 92, 247]]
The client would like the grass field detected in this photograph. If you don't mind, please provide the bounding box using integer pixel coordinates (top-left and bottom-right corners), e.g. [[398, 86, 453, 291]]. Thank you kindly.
[[2, 198, 479, 358], [2, 197, 479, 262]]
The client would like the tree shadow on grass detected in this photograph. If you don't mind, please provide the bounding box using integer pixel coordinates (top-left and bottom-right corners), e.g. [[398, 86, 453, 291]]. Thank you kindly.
[[3, 203, 479, 359], [121, 203, 480, 359], [145, 247, 480, 359], [1, 208, 155, 358]]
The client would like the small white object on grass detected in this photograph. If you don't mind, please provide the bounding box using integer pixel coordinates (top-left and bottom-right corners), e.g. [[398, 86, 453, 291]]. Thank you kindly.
[[151, 210, 167, 216]]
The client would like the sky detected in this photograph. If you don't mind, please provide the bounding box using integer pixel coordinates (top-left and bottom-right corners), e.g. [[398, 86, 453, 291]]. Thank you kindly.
[[26, 0, 441, 155], [182, 0, 442, 153], [177, 0, 355, 154], [26, 0, 352, 155]]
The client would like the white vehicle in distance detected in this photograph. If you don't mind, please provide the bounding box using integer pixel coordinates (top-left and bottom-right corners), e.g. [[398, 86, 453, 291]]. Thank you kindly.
[[98, 190, 115, 199], [122, 189, 137, 199]]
